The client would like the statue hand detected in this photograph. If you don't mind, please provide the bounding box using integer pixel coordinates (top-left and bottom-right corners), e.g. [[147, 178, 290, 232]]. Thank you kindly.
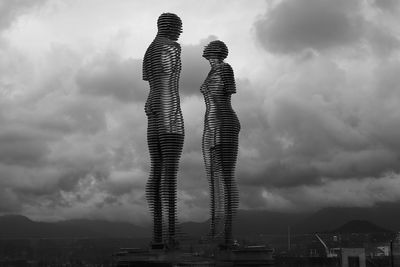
[[145, 102, 153, 116]]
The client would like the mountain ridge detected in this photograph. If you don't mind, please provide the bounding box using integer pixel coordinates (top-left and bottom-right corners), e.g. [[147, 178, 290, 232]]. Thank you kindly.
[[1, 202, 399, 238], [331, 220, 391, 234]]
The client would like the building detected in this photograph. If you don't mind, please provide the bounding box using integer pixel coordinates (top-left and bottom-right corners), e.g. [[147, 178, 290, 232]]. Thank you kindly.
[[230, 245, 274, 266], [341, 248, 366, 267]]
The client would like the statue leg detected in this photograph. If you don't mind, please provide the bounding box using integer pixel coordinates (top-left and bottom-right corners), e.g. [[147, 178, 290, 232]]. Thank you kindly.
[[146, 116, 163, 244], [221, 130, 239, 246], [202, 130, 215, 238], [160, 132, 184, 247], [211, 144, 224, 241]]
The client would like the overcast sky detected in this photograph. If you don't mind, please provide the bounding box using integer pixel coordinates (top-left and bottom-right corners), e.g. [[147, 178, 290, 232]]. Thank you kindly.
[[1, 0, 400, 224]]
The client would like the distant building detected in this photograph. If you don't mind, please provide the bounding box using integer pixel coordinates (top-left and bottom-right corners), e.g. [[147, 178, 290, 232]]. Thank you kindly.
[[309, 233, 340, 258], [341, 248, 366, 267], [391, 232, 400, 267], [113, 247, 171, 267], [230, 245, 274, 266], [113, 245, 275, 267], [373, 245, 390, 257], [113, 247, 215, 267]]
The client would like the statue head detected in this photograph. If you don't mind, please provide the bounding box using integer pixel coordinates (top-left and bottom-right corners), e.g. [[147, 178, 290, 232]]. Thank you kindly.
[[157, 13, 182, 41], [203, 40, 228, 61]]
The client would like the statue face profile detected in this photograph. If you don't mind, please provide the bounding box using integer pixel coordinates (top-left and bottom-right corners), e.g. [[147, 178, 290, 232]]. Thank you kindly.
[[157, 13, 182, 41], [202, 40, 228, 60]]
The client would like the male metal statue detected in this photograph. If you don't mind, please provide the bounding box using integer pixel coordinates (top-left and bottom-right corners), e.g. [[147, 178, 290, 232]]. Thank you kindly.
[[201, 40, 240, 246], [143, 13, 184, 248]]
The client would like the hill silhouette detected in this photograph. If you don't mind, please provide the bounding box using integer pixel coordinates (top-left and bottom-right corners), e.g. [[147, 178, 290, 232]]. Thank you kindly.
[[2, 202, 400, 238], [234, 210, 307, 235], [331, 220, 392, 234], [293, 202, 400, 233], [180, 210, 308, 237], [0, 215, 150, 238]]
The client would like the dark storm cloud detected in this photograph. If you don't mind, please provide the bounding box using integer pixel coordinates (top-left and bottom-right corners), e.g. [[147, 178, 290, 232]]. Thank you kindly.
[[76, 53, 147, 103], [0, 188, 21, 212], [57, 98, 108, 134], [3, 0, 400, 219], [240, 160, 320, 188], [239, 186, 268, 209], [0, 0, 47, 32], [255, 0, 365, 53], [0, 42, 150, 220], [373, 0, 400, 12], [0, 131, 48, 166], [235, 55, 400, 195], [367, 25, 400, 57], [375, 60, 400, 101], [255, 0, 400, 56]]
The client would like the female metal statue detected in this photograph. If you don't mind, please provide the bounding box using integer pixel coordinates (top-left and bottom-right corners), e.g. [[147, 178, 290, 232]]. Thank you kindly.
[[143, 13, 184, 248], [201, 40, 240, 246]]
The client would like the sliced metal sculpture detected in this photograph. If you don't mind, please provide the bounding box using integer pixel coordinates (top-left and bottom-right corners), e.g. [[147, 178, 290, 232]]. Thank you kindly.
[[143, 13, 184, 248], [201, 40, 240, 246]]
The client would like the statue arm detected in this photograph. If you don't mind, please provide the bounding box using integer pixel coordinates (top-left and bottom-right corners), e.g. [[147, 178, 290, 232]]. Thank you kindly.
[[159, 44, 181, 133], [160, 43, 180, 74], [143, 50, 153, 116], [222, 63, 236, 94], [143, 47, 151, 81]]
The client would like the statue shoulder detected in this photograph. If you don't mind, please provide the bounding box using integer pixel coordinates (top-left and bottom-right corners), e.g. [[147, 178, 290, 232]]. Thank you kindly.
[[222, 63, 234, 76], [155, 37, 180, 50]]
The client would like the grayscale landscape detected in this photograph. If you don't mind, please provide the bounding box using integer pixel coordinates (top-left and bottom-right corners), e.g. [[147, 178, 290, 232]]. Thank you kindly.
[[1, 0, 400, 266]]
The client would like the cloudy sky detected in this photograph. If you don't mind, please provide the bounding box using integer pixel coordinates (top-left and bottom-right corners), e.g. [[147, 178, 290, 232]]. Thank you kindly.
[[1, 0, 400, 224]]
